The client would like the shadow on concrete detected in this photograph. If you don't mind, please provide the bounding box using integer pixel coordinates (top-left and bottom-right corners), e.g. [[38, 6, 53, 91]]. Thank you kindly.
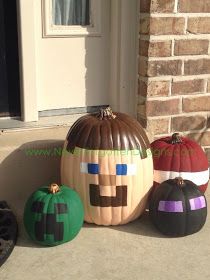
[[110, 211, 165, 238], [83, 211, 166, 238], [0, 139, 65, 248], [0, 140, 64, 216], [16, 221, 45, 249]]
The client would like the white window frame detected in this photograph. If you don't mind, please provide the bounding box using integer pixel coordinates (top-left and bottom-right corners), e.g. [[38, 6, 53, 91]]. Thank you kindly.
[[42, 0, 102, 37]]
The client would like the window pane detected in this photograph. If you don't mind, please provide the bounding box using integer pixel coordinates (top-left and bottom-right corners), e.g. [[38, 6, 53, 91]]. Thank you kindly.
[[52, 0, 90, 26]]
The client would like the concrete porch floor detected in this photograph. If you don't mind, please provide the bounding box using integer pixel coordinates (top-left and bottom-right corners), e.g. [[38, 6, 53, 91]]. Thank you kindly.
[[0, 189, 210, 280], [0, 126, 210, 280]]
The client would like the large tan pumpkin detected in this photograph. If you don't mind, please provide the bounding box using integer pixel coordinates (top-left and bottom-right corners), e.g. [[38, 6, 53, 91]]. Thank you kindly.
[[61, 107, 153, 225]]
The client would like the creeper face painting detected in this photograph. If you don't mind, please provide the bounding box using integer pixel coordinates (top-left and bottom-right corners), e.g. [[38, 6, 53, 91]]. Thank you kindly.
[[23, 185, 84, 246], [31, 201, 68, 242]]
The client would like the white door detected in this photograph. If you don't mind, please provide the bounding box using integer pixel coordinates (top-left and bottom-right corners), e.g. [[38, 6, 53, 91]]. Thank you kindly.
[[35, 0, 110, 113], [18, 0, 138, 121]]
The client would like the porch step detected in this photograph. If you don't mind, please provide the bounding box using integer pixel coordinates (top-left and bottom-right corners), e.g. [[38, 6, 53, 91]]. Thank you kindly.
[[0, 125, 71, 210]]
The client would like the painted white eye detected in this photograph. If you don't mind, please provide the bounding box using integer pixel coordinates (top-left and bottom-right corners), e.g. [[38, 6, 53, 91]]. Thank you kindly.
[[80, 162, 88, 173], [127, 164, 137, 175], [80, 163, 99, 174], [116, 164, 136, 175]]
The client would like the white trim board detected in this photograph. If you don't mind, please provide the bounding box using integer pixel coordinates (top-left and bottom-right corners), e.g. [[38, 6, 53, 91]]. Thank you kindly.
[[110, 0, 139, 117]]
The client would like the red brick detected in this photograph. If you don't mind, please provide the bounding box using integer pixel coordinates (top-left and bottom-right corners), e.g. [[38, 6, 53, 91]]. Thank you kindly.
[[174, 40, 209, 55], [149, 41, 172, 57], [138, 104, 146, 117], [188, 17, 210, 34], [183, 96, 210, 112], [139, 40, 149, 56], [147, 81, 170, 97], [146, 98, 180, 116], [179, 0, 210, 13], [147, 118, 170, 134], [138, 80, 147, 97], [137, 115, 147, 128], [140, 40, 172, 57], [139, 59, 148, 76], [140, 18, 150, 34], [187, 132, 210, 146], [207, 115, 210, 128], [150, 17, 185, 35], [184, 59, 210, 75], [140, 0, 151, 13], [172, 79, 205, 95], [172, 116, 206, 131], [147, 60, 182, 77], [140, 0, 175, 13]]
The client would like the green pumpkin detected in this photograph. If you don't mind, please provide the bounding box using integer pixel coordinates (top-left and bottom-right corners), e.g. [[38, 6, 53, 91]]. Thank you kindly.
[[24, 184, 84, 246]]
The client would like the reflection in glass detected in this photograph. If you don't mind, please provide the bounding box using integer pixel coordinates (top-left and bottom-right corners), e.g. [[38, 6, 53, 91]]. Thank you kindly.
[[52, 0, 90, 26]]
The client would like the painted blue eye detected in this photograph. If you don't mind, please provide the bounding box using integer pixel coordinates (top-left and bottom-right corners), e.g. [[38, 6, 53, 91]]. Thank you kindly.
[[116, 164, 127, 175], [88, 163, 99, 174]]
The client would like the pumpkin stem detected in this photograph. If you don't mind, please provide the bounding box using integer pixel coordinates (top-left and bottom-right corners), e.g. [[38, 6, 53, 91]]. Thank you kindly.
[[175, 177, 185, 187], [98, 107, 116, 120], [49, 183, 60, 194], [171, 133, 182, 144]]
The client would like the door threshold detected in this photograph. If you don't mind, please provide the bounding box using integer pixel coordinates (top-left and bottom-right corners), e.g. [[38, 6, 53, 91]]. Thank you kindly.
[[0, 114, 85, 132]]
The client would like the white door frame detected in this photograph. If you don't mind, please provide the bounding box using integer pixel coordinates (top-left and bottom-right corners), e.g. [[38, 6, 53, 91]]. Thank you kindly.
[[17, 0, 38, 121], [17, 0, 139, 122], [110, 0, 139, 117]]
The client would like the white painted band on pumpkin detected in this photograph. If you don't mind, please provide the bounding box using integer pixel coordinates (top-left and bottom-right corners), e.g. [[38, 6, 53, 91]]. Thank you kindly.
[[154, 169, 210, 186]]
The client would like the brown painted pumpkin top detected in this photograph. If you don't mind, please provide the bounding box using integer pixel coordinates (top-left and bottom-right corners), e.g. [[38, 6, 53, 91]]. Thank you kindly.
[[66, 107, 150, 158]]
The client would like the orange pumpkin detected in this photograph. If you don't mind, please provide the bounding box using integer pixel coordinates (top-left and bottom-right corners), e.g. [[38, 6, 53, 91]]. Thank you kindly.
[[61, 107, 153, 225]]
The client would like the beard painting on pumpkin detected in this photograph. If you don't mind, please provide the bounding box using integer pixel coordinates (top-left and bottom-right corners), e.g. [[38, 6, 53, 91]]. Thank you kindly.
[[61, 146, 153, 226]]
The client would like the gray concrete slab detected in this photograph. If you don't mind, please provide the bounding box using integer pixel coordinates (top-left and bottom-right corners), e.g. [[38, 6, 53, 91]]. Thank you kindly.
[[0, 189, 210, 280]]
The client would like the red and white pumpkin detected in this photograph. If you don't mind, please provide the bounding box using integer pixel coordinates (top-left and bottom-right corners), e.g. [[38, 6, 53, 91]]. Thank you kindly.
[[151, 133, 209, 193]]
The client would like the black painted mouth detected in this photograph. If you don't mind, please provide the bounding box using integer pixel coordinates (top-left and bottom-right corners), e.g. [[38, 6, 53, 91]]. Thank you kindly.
[[89, 184, 127, 207]]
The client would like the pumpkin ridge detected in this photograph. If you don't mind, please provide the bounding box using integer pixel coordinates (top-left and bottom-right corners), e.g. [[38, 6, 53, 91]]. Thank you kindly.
[[112, 118, 121, 150], [100, 120, 112, 150], [119, 118, 138, 151], [120, 116, 147, 145], [119, 117, 148, 157], [82, 121, 98, 151], [122, 117, 150, 155], [67, 118, 91, 152]]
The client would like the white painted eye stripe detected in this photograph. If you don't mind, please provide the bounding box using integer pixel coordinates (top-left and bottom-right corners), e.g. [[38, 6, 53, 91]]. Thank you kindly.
[[80, 162, 88, 173], [126, 164, 137, 175], [80, 163, 137, 175]]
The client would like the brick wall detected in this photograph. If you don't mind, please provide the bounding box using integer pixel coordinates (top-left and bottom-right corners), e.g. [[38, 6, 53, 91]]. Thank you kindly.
[[138, 0, 210, 163]]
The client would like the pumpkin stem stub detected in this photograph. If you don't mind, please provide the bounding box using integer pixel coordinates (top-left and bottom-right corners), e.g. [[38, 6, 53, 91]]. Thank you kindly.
[[175, 177, 185, 187], [98, 107, 116, 120], [49, 183, 60, 194], [171, 133, 182, 144]]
